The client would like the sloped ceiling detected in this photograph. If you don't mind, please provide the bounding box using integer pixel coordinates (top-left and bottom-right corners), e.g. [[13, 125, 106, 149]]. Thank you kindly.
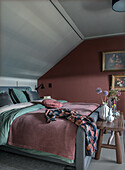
[[0, 0, 125, 79], [59, 0, 125, 39], [0, 0, 83, 79]]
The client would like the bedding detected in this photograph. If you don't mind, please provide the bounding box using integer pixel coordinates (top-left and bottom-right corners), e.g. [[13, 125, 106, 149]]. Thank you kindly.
[[0, 100, 99, 164], [25, 90, 41, 101], [0, 104, 45, 145], [45, 108, 98, 156], [0, 101, 43, 114], [7, 108, 77, 162], [9, 88, 28, 103], [0, 92, 13, 107], [57, 100, 67, 103], [63, 102, 99, 116], [9, 89, 18, 104]]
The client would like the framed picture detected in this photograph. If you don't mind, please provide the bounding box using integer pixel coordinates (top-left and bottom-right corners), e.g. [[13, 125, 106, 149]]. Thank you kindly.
[[102, 50, 125, 71], [112, 75, 125, 91]]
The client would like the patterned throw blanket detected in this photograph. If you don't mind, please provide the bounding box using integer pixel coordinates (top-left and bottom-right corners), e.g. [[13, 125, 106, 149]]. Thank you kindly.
[[45, 108, 98, 156]]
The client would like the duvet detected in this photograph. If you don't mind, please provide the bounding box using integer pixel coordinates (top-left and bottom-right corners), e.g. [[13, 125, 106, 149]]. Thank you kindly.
[[0, 101, 99, 163]]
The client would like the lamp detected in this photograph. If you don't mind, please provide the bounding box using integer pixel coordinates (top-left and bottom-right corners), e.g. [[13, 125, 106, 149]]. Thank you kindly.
[[112, 0, 125, 12], [35, 83, 45, 90]]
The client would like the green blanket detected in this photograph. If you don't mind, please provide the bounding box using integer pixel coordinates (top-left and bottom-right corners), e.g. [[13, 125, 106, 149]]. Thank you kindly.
[[0, 104, 45, 145]]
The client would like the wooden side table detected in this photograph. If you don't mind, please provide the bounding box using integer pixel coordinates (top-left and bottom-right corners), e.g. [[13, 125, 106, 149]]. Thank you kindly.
[[95, 113, 125, 164]]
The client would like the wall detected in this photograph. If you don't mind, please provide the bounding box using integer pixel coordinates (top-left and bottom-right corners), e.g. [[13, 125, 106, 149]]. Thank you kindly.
[[38, 35, 125, 118], [0, 76, 37, 90]]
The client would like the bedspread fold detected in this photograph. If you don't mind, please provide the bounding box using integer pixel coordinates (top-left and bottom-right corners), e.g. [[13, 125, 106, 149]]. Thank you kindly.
[[0, 104, 44, 145]]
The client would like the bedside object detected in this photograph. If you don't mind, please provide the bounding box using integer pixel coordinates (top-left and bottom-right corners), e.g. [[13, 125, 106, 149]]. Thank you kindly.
[[95, 113, 125, 164], [106, 108, 114, 122], [100, 103, 109, 120], [44, 96, 51, 99]]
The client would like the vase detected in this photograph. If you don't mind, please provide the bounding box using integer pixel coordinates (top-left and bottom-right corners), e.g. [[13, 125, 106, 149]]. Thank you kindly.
[[106, 108, 114, 122], [100, 103, 109, 120]]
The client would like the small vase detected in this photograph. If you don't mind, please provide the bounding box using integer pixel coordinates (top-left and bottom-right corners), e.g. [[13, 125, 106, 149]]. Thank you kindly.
[[100, 102, 109, 120], [106, 108, 114, 122]]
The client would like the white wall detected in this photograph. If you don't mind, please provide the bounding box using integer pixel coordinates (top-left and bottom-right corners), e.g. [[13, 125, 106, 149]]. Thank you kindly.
[[0, 76, 37, 90]]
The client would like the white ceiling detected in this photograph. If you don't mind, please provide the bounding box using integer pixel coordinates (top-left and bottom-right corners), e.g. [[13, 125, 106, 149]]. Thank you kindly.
[[0, 0, 125, 79], [59, 0, 125, 39]]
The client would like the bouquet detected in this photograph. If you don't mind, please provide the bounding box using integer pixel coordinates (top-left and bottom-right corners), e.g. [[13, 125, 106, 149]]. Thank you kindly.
[[96, 87, 121, 109]]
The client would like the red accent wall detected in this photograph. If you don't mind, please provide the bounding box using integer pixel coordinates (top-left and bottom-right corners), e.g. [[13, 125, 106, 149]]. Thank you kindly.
[[38, 35, 125, 119]]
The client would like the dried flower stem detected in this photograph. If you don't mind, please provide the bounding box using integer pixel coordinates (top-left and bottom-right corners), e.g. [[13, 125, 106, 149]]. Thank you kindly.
[[100, 94, 103, 103]]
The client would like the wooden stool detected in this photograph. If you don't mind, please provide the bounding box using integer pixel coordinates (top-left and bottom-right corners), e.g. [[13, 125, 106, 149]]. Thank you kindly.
[[95, 113, 125, 164]]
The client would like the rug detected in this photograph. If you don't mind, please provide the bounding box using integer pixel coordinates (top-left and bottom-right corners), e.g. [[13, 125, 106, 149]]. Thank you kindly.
[[0, 150, 75, 170]]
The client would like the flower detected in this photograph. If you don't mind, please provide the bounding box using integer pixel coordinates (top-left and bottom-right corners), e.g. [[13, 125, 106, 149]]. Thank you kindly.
[[103, 91, 109, 104], [96, 87, 121, 107], [96, 88, 108, 103], [108, 89, 120, 98], [96, 88, 102, 94], [103, 91, 108, 96]]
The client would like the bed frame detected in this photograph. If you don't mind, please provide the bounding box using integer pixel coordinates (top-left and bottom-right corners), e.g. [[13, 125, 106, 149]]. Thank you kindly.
[[0, 86, 100, 170]]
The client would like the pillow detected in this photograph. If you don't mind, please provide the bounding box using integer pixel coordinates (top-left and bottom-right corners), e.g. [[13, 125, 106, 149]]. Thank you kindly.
[[9, 88, 28, 103], [57, 100, 68, 103], [0, 92, 13, 107], [9, 89, 18, 104], [25, 90, 41, 101], [0, 90, 6, 93], [42, 99, 62, 108]]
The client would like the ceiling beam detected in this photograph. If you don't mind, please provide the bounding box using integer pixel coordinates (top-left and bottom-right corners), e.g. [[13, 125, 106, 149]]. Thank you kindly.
[[50, 0, 84, 40]]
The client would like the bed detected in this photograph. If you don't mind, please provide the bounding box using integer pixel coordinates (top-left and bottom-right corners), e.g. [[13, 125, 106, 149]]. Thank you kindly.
[[0, 86, 100, 170]]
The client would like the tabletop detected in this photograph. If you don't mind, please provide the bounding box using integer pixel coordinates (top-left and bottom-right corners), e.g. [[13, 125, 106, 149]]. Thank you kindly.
[[96, 113, 125, 132]]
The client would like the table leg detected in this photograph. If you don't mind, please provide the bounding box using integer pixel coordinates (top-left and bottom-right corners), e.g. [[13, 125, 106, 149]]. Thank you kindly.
[[107, 131, 114, 145], [115, 131, 122, 164], [95, 129, 103, 160]]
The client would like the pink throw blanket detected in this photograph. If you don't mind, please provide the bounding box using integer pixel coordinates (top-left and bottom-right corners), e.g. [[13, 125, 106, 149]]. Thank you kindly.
[[7, 102, 99, 160], [8, 109, 77, 160]]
